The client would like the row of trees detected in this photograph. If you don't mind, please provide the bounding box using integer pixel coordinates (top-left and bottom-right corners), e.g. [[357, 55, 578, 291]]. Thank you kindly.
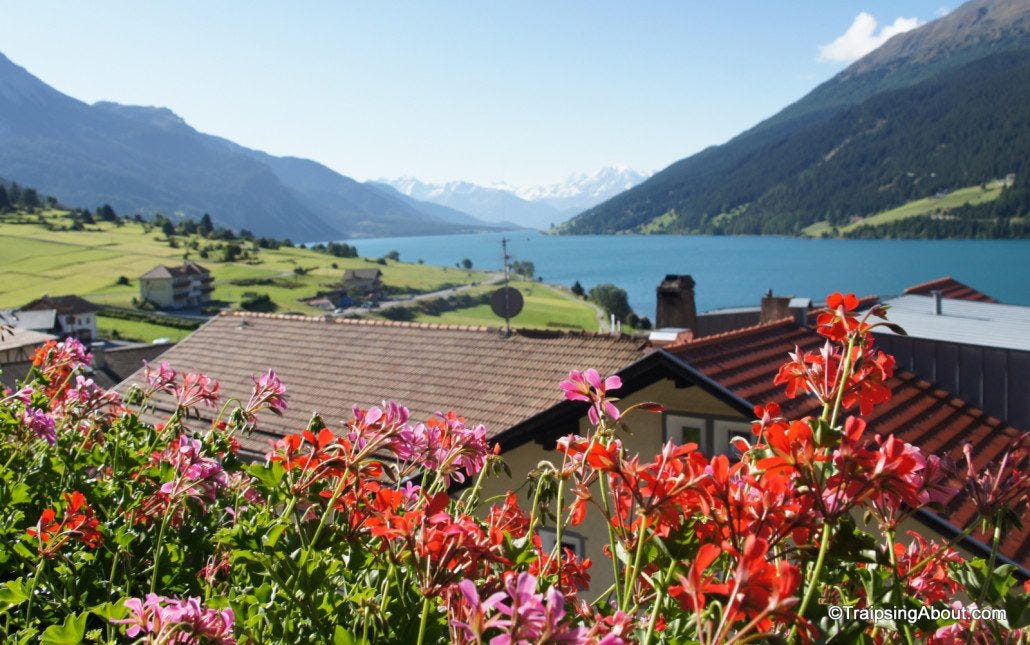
[[0, 181, 55, 213]]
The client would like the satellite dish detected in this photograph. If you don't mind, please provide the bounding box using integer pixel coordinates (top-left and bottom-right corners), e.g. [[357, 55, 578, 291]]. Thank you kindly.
[[490, 287, 524, 319]]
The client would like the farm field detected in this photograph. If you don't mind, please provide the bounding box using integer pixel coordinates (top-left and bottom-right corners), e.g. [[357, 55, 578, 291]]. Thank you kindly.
[[0, 210, 602, 337], [0, 210, 487, 315], [802, 181, 1005, 237], [371, 281, 602, 331]]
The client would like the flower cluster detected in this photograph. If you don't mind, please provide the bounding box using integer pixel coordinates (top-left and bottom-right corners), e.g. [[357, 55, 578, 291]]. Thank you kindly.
[[26, 491, 103, 557], [1, 291, 1026, 644], [113, 594, 235, 644]]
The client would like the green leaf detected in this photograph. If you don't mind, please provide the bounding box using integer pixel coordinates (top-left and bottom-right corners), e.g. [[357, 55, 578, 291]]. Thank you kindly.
[[333, 625, 368, 644], [0, 578, 28, 608], [262, 523, 287, 548], [90, 600, 128, 621], [13, 541, 34, 560], [40, 611, 88, 644]]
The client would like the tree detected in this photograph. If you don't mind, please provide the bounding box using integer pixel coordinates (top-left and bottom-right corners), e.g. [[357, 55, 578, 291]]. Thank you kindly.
[[588, 283, 633, 323], [198, 213, 214, 237], [385, 250, 401, 261], [570, 280, 585, 297], [161, 220, 176, 237], [96, 204, 118, 221], [0, 186, 9, 212], [21, 188, 40, 210], [461, 258, 473, 270], [511, 260, 534, 279]]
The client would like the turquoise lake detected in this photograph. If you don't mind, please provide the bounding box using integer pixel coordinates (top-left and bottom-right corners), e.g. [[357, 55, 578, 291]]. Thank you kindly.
[[342, 232, 1030, 319]]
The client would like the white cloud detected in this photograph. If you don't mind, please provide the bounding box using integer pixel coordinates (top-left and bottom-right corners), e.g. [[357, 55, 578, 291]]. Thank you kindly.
[[818, 12, 922, 63]]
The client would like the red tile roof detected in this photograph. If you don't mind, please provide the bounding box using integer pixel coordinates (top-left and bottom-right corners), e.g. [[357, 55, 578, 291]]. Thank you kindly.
[[667, 318, 1028, 568], [904, 276, 997, 303], [121, 312, 648, 457]]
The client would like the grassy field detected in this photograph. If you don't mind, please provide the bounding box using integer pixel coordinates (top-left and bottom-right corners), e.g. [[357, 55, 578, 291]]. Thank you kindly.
[[372, 281, 602, 331], [802, 182, 1005, 237], [0, 210, 601, 337], [0, 210, 488, 315], [95, 315, 195, 343]]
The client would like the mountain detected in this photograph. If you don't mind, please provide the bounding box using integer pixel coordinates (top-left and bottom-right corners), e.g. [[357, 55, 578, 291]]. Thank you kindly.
[[511, 165, 649, 218], [364, 182, 503, 228], [0, 53, 498, 241], [384, 165, 648, 229], [560, 0, 1030, 236]]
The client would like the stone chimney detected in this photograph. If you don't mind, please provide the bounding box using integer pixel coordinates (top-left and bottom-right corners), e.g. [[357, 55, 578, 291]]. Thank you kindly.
[[760, 289, 792, 323], [90, 342, 108, 370], [656, 275, 697, 331]]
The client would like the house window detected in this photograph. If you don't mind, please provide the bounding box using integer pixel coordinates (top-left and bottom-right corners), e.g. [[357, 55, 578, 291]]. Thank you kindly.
[[713, 420, 753, 457], [663, 413, 751, 458], [663, 414, 707, 451], [538, 528, 586, 558]]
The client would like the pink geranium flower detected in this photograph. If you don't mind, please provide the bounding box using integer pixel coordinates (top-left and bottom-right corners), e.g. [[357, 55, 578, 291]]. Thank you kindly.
[[560, 368, 622, 425]]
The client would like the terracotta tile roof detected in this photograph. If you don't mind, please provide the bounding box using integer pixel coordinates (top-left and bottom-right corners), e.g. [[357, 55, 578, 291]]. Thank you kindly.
[[904, 276, 998, 303], [120, 312, 648, 457], [667, 318, 1029, 568]]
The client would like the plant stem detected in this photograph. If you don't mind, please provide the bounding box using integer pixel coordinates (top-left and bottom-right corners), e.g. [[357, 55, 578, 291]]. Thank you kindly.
[[24, 557, 47, 623], [596, 470, 624, 610], [552, 475, 566, 584], [789, 522, 831, 644], [621, 522, 647, 613], [150, 511, 172, 593], [642, 560, 678, 645], [416, 596, 433, 645], [886, 529, 914, 645], [968, 512, 1003, 637]]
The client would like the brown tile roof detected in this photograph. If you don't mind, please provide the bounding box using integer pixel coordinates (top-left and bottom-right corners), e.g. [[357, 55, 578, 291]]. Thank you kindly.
[[140, 262, 211, 280], [21, 295, 100, 315], [344, 268, 382, 281], [904, 276, 997, 303], [120, 312, 648, 457], [667, 318, 1028, 568]]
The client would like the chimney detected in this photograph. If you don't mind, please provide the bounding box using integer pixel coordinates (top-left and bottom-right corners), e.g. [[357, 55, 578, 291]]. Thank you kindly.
[[760, 289, 792, 323], [90, 342, 107, 370], [656, 275, 697, 331], [932, 290, 942, 315]]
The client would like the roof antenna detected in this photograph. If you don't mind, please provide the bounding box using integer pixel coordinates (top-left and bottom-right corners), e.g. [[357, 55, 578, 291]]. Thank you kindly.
[[490, 236, 523, 337], [502, 237, 511, 337]]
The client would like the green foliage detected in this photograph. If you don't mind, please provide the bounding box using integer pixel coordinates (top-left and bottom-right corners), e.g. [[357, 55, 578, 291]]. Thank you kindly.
[[510, 260, 535, 279], [240, 292, 276, 312], [570, 281, 585, 297], [588, 283, 633, 322]]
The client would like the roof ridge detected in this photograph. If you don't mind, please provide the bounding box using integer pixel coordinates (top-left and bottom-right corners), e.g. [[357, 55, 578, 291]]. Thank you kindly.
[[668, 317, 798, 351], [904, 276, 954, 293], [219, 310, 644, 342]]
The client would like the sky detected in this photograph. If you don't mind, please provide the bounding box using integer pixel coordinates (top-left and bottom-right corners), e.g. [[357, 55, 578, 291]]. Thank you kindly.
[[0, 1, 952, 187]]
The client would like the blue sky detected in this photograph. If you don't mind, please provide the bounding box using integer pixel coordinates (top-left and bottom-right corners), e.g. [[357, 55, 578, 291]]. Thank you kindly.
[[0, 1, 951, 186]]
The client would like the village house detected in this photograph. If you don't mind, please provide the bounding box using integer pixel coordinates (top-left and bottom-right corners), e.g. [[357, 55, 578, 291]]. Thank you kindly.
[[342, 268, 383, 297], [117, 308, 1029, 590], [18, 294, 99, 342], [139, 261, 214, 309]]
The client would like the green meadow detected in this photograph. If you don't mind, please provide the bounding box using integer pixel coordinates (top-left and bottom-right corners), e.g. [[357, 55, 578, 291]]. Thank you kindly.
[[0, 210, 601, 340], [802, 182, 1005, 237]]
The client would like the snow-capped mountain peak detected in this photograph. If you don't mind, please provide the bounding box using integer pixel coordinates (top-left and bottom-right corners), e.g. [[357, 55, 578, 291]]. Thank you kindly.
[[382, 165, 649, 229]]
